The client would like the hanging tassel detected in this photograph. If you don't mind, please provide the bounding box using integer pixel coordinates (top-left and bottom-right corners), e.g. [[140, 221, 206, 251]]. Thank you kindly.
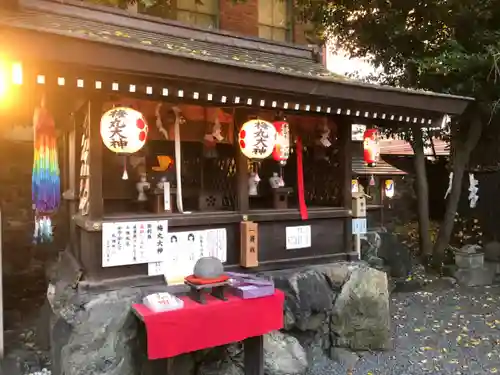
[[32, 95, 61, 244], [369, 174, 375, 186], [254, 163, 261, 182], [279, 164, 285, 187], [122, 155, 129, 180], [33, 216, 53, 244]]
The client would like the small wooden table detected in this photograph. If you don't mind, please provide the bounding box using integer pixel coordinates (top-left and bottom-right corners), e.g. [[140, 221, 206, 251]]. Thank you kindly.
[[132, 290, 284, 375]]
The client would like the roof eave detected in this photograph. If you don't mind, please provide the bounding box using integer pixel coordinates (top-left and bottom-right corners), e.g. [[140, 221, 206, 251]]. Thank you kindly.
[[0, 25, 473, 117]]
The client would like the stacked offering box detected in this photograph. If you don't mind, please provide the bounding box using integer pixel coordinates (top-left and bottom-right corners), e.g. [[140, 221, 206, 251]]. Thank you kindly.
[[226, 272, 275, 299]]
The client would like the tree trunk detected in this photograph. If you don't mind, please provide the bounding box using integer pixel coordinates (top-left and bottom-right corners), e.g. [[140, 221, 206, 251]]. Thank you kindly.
[[411, 126, 433, 258], [432, 114, 483, 267]]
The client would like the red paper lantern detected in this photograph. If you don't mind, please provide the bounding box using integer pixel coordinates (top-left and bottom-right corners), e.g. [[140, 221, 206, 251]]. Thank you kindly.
[[272, 121, 290, 164], [363, 129, 380, 167]]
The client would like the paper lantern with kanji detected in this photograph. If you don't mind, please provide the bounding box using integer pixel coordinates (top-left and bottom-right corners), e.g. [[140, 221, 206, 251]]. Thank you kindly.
[[100, 107, 148, 154], [272, 121, 290, 164], [363, 129, 380, 167], [238, 119, 276, 159]]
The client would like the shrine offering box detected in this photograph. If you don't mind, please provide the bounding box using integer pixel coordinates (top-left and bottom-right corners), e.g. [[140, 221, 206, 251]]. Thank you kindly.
[[143, 292, 184, 313], [226, 272, 275, 299], [240, 221, 259, 268]]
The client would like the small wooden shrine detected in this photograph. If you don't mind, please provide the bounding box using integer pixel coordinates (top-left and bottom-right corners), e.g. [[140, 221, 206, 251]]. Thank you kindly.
[[0, 0, 474, 285]]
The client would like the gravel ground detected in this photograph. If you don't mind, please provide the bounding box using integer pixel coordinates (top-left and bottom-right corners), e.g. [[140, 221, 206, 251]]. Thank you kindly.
[[309, 272, 500, 375]]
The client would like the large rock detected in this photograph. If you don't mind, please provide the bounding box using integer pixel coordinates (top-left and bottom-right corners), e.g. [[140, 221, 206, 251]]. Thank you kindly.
[[360, 232, 382, 260], [377, 232, 412, 278], [58, 290, 143, 375], [331, 266, 391, 350], [329, 347, 360, 370], [46, 252, 162, 375], [262, 264, 349, 331], [453, 266, 495, 287], [198, 360, 243, 375], [484, 241, 500, 261], [264, 331, 308, 375], [47, 253, 391, 375]]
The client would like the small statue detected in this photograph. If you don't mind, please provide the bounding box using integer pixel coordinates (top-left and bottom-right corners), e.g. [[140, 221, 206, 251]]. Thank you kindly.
[[269, 172, 281, 189], [248, 172, 259, 196], [204, 118, 224, 158], [136, 173, 150, 202], [279, 175, 285, 187], [317, 122, 331, 148]]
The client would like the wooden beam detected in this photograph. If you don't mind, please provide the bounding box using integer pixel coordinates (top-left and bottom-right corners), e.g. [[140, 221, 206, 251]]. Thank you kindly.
[[87, 98, 104, 220], [234, 108, 249, 213], [20, 60, 450, 124], [0, 27, 472, 116], [67, 111, 81, 257], [0, 208, 3, 359], [336, 116, 353, 257]]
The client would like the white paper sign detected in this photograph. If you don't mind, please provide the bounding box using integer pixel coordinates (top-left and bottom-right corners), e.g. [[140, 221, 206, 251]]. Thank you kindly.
[[206, 228, 227, 262], [352, 218, 367, 235], [148, 262, 164, 276], [163, 182, 171, 211], [286, 225, 311, 250], [102, 220, 168, 267], [150, 228, 228, 283], [163, 232, 196, 285]]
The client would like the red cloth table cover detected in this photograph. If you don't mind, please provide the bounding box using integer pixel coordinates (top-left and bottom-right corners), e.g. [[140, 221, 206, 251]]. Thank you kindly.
[[132, 290, 284, 360]]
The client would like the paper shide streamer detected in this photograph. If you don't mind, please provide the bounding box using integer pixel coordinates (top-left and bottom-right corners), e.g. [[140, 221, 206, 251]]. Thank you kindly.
[[32, 95, 61, 243]]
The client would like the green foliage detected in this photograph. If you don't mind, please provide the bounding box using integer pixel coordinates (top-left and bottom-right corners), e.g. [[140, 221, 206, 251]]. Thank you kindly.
[[394, 220, 440, 250], [88, 0, 244, 9], [452, 213, 483, 247], [292, 0, 500, 150]]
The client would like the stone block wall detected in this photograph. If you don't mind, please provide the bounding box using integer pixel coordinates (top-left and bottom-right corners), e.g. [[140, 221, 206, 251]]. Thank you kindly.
[[47, 255, 391, 375]]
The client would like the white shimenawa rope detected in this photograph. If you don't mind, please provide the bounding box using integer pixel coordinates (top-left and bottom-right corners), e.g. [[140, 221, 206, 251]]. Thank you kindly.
[[155, 103, 169, 140], [173, 107, 184, 213], [444, 172, 453, 199]]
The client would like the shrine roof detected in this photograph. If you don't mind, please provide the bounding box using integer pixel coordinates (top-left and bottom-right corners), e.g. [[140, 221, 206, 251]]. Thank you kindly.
[[0, 0, 340, 81], [0, 0, 474, 117], [352, 157, 407, 176]]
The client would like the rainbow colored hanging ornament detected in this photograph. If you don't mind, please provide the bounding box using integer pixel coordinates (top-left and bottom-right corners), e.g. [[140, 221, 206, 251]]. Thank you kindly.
[[32, 95, 60, 243]]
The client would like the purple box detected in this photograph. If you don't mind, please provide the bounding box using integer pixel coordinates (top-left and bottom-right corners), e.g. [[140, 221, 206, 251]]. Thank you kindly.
[[226, 272, 275, 299]]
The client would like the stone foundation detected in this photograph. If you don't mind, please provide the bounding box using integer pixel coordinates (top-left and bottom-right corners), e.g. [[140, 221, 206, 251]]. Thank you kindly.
[[47, 253, 390, 375]]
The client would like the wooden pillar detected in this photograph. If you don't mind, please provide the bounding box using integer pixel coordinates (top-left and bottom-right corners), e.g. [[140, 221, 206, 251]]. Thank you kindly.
[[244, 335, 264, 375], [87, 99, 104, 220], [234, 108, 249, 213], [336, 117, 353, 257], [79, 98, 104, 279], [66, 112, 81, 257]]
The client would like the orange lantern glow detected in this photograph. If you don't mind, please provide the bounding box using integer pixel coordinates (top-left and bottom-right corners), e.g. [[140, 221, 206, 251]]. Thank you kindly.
[[363, 129, 380, 167], [272, 121, 290, 164]]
